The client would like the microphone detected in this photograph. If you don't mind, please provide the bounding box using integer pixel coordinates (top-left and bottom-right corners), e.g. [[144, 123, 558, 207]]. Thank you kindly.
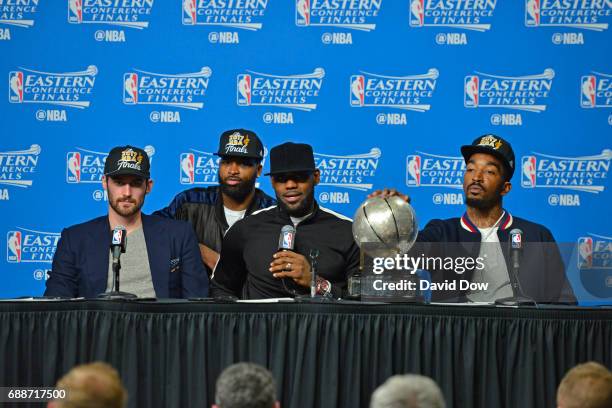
[[509, 228, 523, 271], [98, 225, 136, 299], [278, 225, 295, 251], [277, 225, 297, 296], [111, 225, 127, 265], [495, 228, 535, 306]]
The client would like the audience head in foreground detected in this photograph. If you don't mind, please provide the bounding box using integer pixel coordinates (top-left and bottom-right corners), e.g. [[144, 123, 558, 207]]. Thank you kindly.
[[49, 361, 127, 408], [370, 374, 445, 408], [214, 362, 279, 408], [557, 361, 612, 408]]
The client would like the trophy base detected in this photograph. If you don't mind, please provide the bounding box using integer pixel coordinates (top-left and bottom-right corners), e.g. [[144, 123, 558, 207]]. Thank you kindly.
[[97, 291, 138, 300], [294, 294, 335, 303], [362, 294, 424, 303], [495, 296, 536, 306]]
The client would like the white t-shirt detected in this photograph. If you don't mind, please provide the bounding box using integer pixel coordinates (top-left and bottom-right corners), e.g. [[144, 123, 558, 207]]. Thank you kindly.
[[467, 226, 513, 302], [224, 207, 247, 228], [290, 213, 312, 227]]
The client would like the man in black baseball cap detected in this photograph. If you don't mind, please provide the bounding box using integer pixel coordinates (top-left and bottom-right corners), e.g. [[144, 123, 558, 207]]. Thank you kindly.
[[461, 134, 515, 181], [371, 134, 575, 304], [214, 129, 266, 208], [102, 145, 152, 219], [264, 142, 319, 218], [155, 129, 275, 277], [460, 134, 515, 213], [211, 142, 359, 300], [46, 145, 208, 299]]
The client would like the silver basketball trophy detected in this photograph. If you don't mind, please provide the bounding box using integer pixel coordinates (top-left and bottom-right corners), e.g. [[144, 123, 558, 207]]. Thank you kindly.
[[350, 196, 419, 300]]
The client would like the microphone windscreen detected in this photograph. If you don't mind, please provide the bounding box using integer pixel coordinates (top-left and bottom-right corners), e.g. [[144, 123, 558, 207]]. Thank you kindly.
[[111, 225, 127, 252], [278, 225, 296, 250], [509, 228, 523, 250]]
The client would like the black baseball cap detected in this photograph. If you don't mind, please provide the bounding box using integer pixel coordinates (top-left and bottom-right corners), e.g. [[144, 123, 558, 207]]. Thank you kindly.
[[265, 142, 316, 176], [460, 134, 515, 180], [214, 129, 264, 160], [104, 145, 150, 179]]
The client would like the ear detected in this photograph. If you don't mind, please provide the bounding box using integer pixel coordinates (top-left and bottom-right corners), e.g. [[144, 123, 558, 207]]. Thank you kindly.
[[256, 163, 263, 177], [500, 181, 511, 197], [313, 169, 321, 186], [102, 175, 108, 191], [146, 178, 154, 194]]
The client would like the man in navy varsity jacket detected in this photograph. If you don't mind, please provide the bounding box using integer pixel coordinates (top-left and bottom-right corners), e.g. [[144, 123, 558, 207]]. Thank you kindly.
[[374, 135, 576, 303]]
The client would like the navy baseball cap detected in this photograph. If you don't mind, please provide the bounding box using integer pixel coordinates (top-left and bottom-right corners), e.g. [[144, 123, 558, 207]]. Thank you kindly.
[[461, 134, 515, 180], [104, 145, 150, 179], [214, 129, 264, 160]]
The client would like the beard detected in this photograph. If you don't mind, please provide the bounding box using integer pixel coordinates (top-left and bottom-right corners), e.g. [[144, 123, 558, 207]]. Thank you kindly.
[[465, 183, 504, 210], [466, 196, 501, 210], [109, 195, 145, 217], [277, 190, 315, 217], [220, 174, 257, 203]]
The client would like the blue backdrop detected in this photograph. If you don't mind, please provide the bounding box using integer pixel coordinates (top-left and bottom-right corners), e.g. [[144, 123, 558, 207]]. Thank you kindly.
[[1, 0, 610, 303]]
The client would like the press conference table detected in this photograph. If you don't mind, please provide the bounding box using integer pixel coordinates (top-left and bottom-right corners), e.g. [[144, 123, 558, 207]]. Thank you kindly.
[[0, 300, 610, 408]]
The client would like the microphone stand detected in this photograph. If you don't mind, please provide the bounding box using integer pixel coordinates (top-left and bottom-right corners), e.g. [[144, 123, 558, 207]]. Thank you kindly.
[[310, 248, 319, 298], [98, 257, 137, 300], [296, 249, 332, 303], [495, 244, 535, 306]]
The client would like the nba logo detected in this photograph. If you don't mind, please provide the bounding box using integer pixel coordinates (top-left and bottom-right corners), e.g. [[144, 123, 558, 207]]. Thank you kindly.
[[180, 153, 195, 184], [350, 75, 365, 107], [296, 0, 310, 26], [237, 74, 252, 106], [68, 0, 83, 23], [112, 229, 123, 246], [521, 156, 537, 188], [123, 73, 139, 104], [182, 0, 197, 25], [581, 76, 596, 108], [9, 71, 23, 103], [464, 76, 479, 108], [511, 233, 522, 248], [66, 152, 82, 183], [578, 237, 593, 269], [282, 231, 293, 249], [409, 0, 424, 27], [406, 155, 422, 187], [525, 0, 540, 26], [7, 231, 22, 263]]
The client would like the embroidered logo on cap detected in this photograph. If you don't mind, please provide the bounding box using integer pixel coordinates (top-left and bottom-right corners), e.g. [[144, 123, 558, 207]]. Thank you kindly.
[[477, 135, 502, 150], [117, 148, 143, 171], [224, 132, 250, 155]]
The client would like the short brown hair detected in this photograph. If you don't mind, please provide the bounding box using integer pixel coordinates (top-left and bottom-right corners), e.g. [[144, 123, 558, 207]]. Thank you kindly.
[[54, 362, 127, 408], [557, 362, 612, 408]]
